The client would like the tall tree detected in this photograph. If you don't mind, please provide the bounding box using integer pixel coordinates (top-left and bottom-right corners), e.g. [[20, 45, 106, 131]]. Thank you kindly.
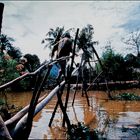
[[77, 24, 99, 79], [0, 34, 22, 60], [122, 29, 140, 57], [42, 27, 74, 50], [100, 48, 131, 81]]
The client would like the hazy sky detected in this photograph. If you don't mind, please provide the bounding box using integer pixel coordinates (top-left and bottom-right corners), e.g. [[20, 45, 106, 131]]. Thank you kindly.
[[1, 1, 140, 62]]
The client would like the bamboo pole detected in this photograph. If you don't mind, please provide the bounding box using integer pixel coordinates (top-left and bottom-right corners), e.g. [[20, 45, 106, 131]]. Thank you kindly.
[[49, 67, 79, 127], [5, 92, 49, 129], [48, 84, 65, 127], [62, 28, 79, 127], [23, 65, 53, 139], [12, 67, 78, 138], [72, 57, 83, 106], [56, 90, 71, 131], [0, 56, 71, 91], [72, 68, 80, 106], [0, 3, 4, 34], [81, 61, 90, 106], [86, 71, 103, 92], [0, 115, 12, 140], [92, 46, 112, 99], [12, 80, 65, 139]]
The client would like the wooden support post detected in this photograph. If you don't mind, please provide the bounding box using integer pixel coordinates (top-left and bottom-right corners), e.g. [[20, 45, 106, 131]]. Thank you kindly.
[[49, 67, 79, 127], [81, 60, 90, 106], [56, 90, 71, 131], [5, 92, 49, 129], [0, 115, 12, 140], [62, 28, 79, 127], [48, 84, 65, 127], [13, 81, 66, 139], [72, 61, 83, 106], [48, 101, 59, 127], [72, 70, 80, 106], [0, 3, 4, 34], [92, 46, 112, 99], [22, 65, 52, 139]]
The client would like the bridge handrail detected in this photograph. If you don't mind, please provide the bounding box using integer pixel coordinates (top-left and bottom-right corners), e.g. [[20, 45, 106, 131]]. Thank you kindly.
[[0, 55, 72, 91]]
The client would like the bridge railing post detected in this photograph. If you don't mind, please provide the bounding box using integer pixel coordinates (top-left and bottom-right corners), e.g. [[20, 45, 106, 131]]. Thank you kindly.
[[62, 28, 79, 127]]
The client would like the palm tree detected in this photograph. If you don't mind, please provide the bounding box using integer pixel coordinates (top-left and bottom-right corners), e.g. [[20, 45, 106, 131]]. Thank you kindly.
[[0, 34, 22, 60], [42, 27, 75, 50], [76, 24, 99, 82], [41, 27, 64, 50]]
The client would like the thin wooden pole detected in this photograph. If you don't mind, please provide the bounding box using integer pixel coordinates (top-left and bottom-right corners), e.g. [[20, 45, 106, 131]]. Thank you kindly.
[[13, 80, 66, 138], [0, 56, 71, 91], [23, 65, 53, 139], [81, 61, 90, 106], [0, 115, 12, 140], [48, 101, 59, 127], [0, 3, 4, 34], [62, 28, 79, 127], [48, 84, 65, 127], [92, 46, 112, 99], [49, 67, 79, 127], [56, 90, 71, 131], [5, 92, 49, 129], [72, 57, 83, 106], [13, 68, 78, 138], [72, 69, 80, 106], [86, 71, 103, 92]]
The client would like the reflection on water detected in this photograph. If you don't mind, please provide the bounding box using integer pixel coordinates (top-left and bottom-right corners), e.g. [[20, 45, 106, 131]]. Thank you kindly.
[[5, 88, 140, 139]]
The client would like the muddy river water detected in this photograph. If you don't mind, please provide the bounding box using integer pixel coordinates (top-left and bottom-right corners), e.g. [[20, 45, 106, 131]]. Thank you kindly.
[[6, 88, 140, 139]]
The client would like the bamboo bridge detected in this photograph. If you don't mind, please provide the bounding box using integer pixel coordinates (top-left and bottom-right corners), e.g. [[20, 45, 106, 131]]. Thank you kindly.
[[0, 24, 109, 139], [1, 3, 138, 139]]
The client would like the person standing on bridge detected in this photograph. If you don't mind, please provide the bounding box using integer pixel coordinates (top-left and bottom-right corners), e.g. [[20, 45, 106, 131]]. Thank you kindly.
[[50, 32, 73, 81]]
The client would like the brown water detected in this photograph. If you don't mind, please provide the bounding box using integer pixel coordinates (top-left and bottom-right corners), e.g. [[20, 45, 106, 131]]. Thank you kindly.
[[5, 88, 140, 139]]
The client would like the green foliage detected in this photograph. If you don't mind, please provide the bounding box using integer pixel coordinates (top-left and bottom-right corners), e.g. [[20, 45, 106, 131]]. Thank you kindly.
[[77, 24, 98, 61], [0, 58, 19, 85], [124, 53, 140, 68], [0, 34, 36, 91], [67, 122, 99, 140], [99, 48, 132, 81], [115, 92, 140, 100], [0, 34, 22, 59], [0, 98, 5, 105], [42, 26, 74, 50], [24, 54, 40, 72]]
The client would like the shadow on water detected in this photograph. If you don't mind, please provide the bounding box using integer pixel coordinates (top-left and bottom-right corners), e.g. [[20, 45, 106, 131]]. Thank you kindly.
[[4, 88, 140, 139]]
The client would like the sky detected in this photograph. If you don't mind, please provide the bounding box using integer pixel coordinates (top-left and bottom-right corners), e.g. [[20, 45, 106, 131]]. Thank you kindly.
[[1, 1, 140, 62]]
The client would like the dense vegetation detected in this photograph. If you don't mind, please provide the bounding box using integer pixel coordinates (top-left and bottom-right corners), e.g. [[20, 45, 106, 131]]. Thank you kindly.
[[0, 34, 40, 91]]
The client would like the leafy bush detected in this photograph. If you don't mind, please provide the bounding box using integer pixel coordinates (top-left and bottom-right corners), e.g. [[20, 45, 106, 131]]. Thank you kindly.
[[67, 122, 99, 140], [115, 92, 140, 100]]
